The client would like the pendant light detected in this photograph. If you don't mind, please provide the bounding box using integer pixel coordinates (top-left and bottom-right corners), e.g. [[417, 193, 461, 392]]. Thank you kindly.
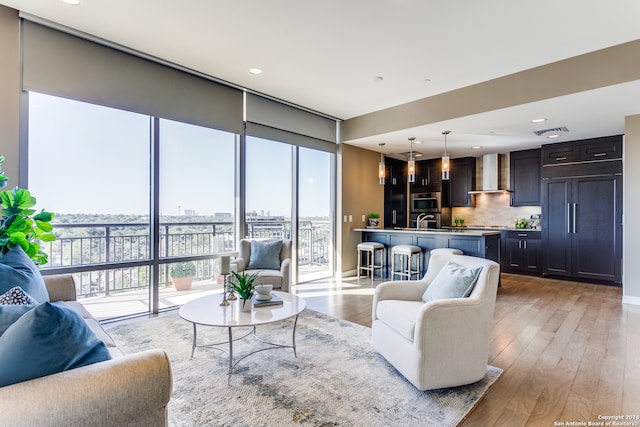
[[378, 143, 386, 185], [442, 131, 451, 180], [407, 137, 416, 183]]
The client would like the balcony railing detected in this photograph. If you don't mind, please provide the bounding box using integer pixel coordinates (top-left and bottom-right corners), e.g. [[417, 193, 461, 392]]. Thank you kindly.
[[40, 220, 330, 300]]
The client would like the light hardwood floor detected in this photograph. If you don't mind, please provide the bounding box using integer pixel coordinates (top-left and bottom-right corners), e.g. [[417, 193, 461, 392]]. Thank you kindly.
[[292, 273, 640, 426]]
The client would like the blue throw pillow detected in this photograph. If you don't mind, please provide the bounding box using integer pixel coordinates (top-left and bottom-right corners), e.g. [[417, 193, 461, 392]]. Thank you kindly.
[[0, 246, 49, 303], [0, 286, 37, 305], [248, 240, 283, 270], [422, 262, 482, 303], [0, 302, 112, 387], [0, 304, 35, 336]]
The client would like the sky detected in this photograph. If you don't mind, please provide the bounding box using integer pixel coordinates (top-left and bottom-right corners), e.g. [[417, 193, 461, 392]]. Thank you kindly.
[[27, 92, 331, 218]]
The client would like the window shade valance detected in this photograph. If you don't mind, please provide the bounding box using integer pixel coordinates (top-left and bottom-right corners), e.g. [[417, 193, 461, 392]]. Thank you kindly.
[[21, 20, 243, 134], [245, 93, 338, 148]]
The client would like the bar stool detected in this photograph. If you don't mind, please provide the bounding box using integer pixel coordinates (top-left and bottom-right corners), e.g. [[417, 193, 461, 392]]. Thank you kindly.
[[390, 245, 422, 280], [357, 242, 386, 278]]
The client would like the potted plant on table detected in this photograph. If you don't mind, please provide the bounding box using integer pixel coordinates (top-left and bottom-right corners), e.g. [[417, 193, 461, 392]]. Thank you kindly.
[[170, 261, 196, 291], [228, 271, 258, 312], [367, 213, 380, 228]]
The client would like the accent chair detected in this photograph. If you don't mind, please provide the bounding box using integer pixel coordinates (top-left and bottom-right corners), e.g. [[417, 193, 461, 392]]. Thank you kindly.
[[372, 253, 500, 391], [231, 239, 292, 292]]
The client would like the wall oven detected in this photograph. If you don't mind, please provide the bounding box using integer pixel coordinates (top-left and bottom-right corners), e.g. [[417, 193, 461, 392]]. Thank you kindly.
[[410, 192, 441, 213]]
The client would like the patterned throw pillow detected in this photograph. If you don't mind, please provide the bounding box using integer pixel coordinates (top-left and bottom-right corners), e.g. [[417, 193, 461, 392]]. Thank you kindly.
[[0, 286, 37, 305]]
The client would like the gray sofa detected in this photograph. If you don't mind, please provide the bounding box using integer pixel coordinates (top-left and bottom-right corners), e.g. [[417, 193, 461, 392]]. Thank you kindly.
[[0, 274, 173, 427]]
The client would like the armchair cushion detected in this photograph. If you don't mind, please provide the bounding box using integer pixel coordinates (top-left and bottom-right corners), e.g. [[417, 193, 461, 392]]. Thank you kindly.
[[421, 261, 481, 303], [248, 240, 283, 270], [0, 301, 112, 387], [376, 300, 423, 341]]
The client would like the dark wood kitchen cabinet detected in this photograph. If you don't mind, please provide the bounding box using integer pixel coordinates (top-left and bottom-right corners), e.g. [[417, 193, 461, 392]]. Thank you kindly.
[[384, 157, 407, 228], [510, 148, 541, 206], [502, 230, 542, 274], [447, 157, 476, 207], [542, 174, 622, 284], [542, 135, 622, 166], [411, 158, 442, 193]]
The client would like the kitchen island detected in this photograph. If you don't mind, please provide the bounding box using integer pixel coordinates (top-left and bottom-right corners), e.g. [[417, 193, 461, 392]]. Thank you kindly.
[[354, 227, 501, 276]]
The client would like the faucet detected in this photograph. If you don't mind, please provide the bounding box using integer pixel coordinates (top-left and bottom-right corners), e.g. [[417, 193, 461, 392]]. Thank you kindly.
[[416, 213, 428, 229]]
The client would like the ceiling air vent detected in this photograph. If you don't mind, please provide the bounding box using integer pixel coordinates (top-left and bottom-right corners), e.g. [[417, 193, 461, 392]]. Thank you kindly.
[[533, 126, 569, 136]]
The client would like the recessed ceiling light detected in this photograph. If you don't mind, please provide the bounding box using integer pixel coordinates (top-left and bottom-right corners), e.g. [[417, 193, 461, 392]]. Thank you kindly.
[[424, 78, 431, 83], [414, 140, 423, 144], [547, 134, 561, 139], [471, 146, 481, 149], [415, 153, 423, 157], [248, 68, 263, 75], [530, 118, 547, 123], [372, 76, 384, 83], [62, 0, 80, 5]]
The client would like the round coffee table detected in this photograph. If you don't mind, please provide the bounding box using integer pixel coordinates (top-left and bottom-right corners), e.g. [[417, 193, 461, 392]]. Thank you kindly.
[[179, 291, 306, 385]]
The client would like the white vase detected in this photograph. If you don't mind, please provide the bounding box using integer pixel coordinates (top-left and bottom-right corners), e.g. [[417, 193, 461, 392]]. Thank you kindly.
[[240, 298, 252, 312]]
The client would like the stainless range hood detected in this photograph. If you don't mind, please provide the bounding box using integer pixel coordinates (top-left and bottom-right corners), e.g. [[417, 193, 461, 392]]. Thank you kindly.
[[468, 153, 510, 194]]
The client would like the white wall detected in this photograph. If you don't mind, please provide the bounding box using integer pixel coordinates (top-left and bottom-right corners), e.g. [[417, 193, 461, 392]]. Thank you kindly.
[[623, 114, 640, 304]]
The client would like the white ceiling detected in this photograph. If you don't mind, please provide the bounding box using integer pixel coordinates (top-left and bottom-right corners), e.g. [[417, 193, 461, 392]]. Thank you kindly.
[[2, 0, 640, 158]]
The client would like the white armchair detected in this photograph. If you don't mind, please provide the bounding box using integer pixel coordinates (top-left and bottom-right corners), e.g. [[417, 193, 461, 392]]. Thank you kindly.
[[372, 253, 500, 391], [231, 239, 292, 292]]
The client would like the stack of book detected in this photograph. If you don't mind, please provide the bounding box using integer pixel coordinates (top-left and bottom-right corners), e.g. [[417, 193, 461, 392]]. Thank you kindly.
[[252, 293, 283, 307]]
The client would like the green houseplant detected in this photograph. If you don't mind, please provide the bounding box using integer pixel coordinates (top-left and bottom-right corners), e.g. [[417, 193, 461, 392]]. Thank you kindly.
[[170, 261, 196, 291], [0, 156, 56, 265], [367, 213, 380, 228], [228, 271, 259, 311]]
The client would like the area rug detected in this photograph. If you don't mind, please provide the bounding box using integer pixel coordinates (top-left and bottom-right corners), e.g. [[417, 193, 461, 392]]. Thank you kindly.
[[105, 309, 501, 427]]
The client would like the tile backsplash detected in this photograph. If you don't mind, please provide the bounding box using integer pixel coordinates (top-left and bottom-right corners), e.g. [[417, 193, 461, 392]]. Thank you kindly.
[[452, 193, 541, 228]]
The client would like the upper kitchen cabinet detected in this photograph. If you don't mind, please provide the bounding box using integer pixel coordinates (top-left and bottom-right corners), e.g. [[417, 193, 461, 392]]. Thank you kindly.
[[447, 157, 476, 207], [542, 135, 622, 166], [510, 148, 541, 206], [384, 157, 407, 228], [410, 158, 442, 193]]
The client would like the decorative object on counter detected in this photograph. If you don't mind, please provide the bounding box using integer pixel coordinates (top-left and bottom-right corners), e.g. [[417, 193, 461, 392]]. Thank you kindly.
[[378, 142, 386, 185], [441, 131, 451, 180], [407, 137, 416, 183], [515, 218, 528, 229], [454, 216, 465, 227], [367, 213, 380, 228], [529, 214, 541, 229]]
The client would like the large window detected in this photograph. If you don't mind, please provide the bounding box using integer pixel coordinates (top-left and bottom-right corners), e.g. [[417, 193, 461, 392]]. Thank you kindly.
[[298, 147, 332, 281], [245, 136, 293, 238], [159, 119, 237, 309], [28, 93, 241, 319], [27, 94, 335, 320]]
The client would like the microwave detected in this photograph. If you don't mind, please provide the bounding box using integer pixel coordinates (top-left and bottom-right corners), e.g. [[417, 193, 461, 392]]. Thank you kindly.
[[410, 192, 441, 213]]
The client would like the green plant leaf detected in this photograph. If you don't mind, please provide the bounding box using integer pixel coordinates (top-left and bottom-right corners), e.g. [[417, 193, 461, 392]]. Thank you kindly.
[[37, 233, 57, 242], [34, 210, 54, 222], [12, 188, 36, 209], [35, 220, 53, 232]]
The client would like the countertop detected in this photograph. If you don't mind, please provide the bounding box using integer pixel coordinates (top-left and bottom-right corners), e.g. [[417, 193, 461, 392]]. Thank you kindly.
[[445, 226, 541, 232], [353, 227, 502, 237]]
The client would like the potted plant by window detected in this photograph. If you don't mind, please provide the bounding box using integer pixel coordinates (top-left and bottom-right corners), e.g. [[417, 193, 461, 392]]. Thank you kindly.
[[170, 261, 196, 291], [367, 213, 380, 228], [0, 156, 56, 265], [228, 271, 258, 312]]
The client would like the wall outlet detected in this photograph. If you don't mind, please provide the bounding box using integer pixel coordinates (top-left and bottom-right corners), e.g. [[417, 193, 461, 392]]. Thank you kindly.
[[362, 214, 365, 221], [348, 215, 353, 222], [343, 215, 347, 222]]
